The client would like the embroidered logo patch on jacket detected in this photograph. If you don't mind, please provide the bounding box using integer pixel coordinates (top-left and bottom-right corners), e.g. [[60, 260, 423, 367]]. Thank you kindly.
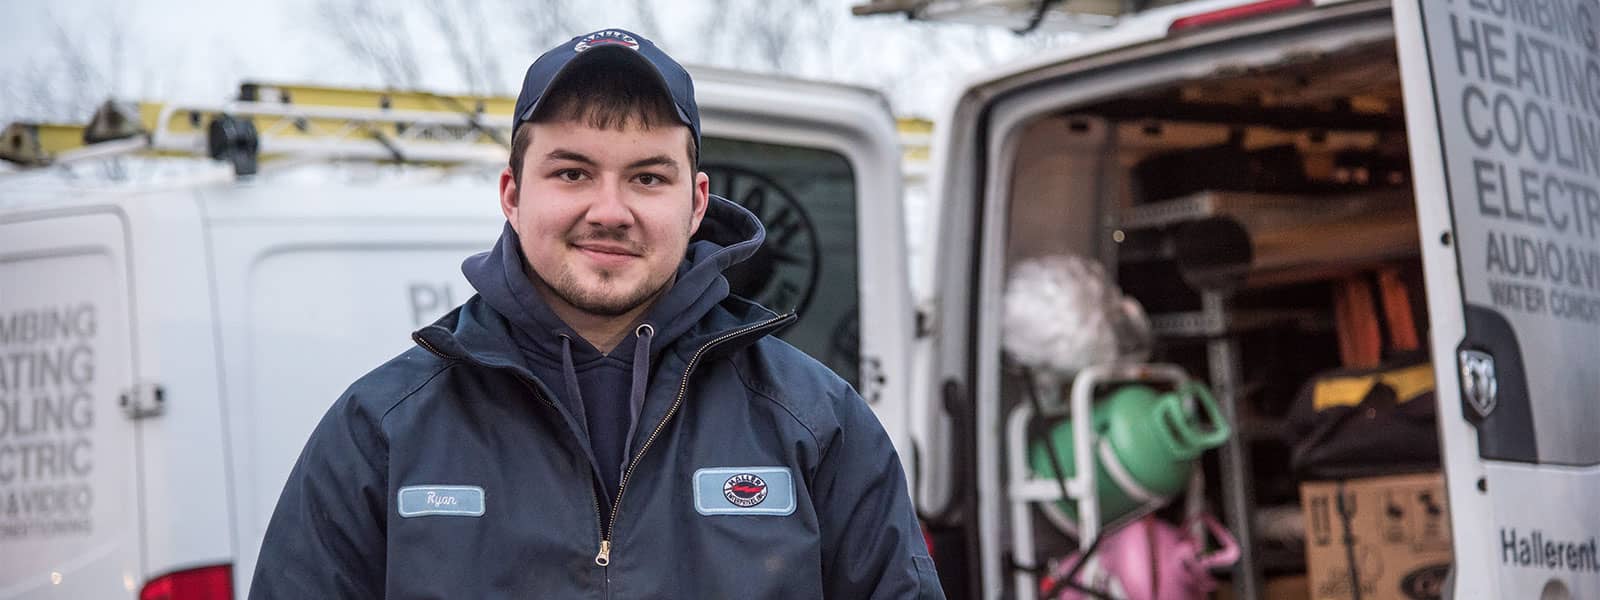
[[397, 485, 486, 518], [693, 467, 796, 516]]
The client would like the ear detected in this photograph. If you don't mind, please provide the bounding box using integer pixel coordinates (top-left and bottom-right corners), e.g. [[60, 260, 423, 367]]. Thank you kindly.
[[688, 171, 711, 236], [498, 166, 520, 226]]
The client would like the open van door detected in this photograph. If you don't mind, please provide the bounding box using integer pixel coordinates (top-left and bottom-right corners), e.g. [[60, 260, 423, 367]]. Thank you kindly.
[[1394, 0, 1600, 596], [692, 68, 917, 467], [918, 0, 1582, 596], [0, 208, 143, 598]]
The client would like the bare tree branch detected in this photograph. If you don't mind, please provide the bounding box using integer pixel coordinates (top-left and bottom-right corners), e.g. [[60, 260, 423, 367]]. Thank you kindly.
[[512, 0, 580, 58], [52, 23, 104, 118], [699, 0, 837, 73], [427, 0, 484, 92], [702, 0, 736, 65], [462, 0, 507, 94], [632, 0, 664, 41], [107, 16, 127, 99], [317, 0, 422, 89], [0, 4, 155, 125]]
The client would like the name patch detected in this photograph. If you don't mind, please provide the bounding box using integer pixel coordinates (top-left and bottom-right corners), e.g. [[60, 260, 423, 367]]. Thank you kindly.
[[397, 485, 485, 518], [694, 467, 795, 516]]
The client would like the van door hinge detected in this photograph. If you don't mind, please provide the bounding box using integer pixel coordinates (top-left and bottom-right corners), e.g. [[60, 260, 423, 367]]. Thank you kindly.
[[861, 355, 887, 405], [121, 382, 165, 419], [914, 299, 938, 338]]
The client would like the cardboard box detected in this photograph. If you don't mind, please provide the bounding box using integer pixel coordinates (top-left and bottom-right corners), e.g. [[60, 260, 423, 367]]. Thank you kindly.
[[1212, 574, 1312, 600], [1299, 472, 1453, 600]]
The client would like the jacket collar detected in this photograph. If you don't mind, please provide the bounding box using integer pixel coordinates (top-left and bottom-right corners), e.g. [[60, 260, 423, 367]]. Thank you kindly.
[[412, 293, 793, 378]]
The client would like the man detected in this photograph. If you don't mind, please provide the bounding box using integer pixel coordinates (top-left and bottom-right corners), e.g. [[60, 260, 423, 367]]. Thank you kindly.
[[250, 28, 942, 599]]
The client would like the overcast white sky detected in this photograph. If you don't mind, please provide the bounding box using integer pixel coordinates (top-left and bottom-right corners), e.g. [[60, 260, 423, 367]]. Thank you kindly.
[[0, 0, 1076, 124]]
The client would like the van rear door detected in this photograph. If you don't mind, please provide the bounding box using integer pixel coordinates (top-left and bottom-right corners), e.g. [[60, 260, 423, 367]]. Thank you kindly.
[[692, 67, 915, 465], [0, 208, 143, 599], [207, 183, 505, 596], [1394, 0, 1600, 596]]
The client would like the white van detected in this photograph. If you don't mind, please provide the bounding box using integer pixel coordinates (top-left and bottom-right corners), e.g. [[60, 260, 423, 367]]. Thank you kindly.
[[904, 0, 1600, 597], [0, 69, 915, 599]]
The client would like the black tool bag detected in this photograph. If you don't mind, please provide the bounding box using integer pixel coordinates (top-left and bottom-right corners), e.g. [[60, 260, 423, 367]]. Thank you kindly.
[[1286, 355, 1441, 480]]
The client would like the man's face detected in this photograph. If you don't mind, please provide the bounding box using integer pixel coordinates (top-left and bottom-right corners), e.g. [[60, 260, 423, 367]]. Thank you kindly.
[[498, 120, 709, 318]]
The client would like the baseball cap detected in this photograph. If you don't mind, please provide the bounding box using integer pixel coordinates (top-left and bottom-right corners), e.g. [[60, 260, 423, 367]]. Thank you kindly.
[[513, 29, 700, 150]]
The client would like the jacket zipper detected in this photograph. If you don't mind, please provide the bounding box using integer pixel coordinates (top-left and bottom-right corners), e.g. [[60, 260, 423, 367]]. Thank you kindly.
[[593, 313, 793, 567], [414, 315, 795, 574]]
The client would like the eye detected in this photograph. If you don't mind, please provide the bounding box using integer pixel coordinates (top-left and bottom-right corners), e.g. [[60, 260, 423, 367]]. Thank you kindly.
[[555, 169, 587, 182], [635, 173, 667, 186]]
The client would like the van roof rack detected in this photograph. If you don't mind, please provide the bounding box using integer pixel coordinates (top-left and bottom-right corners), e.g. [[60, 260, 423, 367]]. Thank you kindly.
[[2, 79, 934, 183], [0, 82, 518, 177]]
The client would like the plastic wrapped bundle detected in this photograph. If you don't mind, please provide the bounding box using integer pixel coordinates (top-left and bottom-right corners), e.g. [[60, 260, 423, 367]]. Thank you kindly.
[[1003, 254, 1151, 378]]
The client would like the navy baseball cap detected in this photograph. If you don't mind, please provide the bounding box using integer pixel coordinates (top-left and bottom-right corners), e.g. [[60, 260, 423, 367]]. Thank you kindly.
[[513, 29, 700, 151]]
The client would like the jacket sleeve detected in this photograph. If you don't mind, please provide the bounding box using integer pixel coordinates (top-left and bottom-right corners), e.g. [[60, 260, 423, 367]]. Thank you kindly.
[[249, 391, 389, 599], [815, 384, 946, 599]]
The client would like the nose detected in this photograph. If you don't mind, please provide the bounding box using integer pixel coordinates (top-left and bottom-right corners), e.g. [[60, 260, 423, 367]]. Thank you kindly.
[[584, 178, 635, 229]]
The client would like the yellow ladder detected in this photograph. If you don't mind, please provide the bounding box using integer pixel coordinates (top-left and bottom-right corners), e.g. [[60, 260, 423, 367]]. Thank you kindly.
[[1, 82, 518, 170]]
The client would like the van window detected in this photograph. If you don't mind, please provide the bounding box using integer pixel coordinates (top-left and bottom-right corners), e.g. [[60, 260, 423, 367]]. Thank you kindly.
[[699, 138, 860, 388]]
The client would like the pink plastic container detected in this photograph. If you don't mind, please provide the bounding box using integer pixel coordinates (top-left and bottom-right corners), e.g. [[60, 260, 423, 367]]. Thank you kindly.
[[1043, 513, 1240, 600]]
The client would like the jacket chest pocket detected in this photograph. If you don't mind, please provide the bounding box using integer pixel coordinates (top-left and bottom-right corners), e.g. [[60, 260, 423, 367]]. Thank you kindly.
[[680, 466, 816, 545], [692, 467, 798, 516], [397, 485, 486, 518], [387, 480, 606, 597]]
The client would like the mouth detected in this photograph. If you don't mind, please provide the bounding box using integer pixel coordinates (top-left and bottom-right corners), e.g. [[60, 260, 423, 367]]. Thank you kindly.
[[572, 242, 642, 266]]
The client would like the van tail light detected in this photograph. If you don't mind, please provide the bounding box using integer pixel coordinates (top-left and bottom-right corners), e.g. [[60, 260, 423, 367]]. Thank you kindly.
[[921, 521, 936, 559], [1168, 0, 1310, 33], [140, 564, 232, 600]]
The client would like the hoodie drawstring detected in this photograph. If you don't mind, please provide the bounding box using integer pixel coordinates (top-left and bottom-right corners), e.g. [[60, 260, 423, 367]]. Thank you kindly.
[[558, 334, 585, 428], [559, 327, 656, 498], [619, 323, 654, 478]]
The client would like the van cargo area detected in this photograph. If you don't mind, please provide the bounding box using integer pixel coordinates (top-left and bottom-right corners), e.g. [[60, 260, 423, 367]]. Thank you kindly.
[[984, 31, 1444, 599]]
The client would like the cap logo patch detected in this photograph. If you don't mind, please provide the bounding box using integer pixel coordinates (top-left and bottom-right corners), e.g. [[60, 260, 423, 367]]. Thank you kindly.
[[723, 473, 768, 507], [575, 31, 640, 53]]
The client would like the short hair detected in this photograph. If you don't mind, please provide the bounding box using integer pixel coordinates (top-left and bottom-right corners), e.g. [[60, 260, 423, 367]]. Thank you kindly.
[[508, 66, 698, 184]]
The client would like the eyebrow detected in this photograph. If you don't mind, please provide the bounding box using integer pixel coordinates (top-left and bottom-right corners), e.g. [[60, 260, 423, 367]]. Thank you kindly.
[[625, 155, 680, 173], [543, 150, 597, 166], [541, 150, 680, 174]]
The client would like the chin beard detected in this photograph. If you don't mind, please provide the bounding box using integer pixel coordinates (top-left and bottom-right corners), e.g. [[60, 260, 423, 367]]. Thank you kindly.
[[545, 268, 674, 317]]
